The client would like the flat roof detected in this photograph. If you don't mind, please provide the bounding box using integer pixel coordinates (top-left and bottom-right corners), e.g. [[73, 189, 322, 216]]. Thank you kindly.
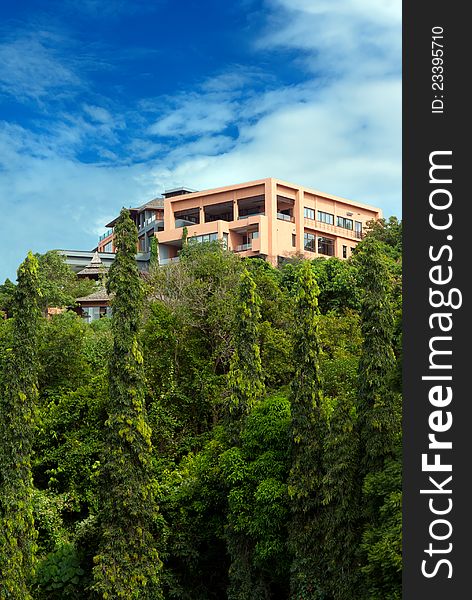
[[162, 177, 382, 214]]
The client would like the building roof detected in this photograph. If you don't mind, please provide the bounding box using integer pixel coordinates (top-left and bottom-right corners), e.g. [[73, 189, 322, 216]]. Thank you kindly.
[[105, 197, 164, 228], [77, 251, 108, 278], [76, 286, 110, 303]]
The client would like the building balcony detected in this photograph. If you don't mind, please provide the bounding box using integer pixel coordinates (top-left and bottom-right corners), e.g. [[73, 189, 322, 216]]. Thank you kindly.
[[304, 218, 362, 240], [277, 212, 294, 222], [99, 228, 114, 242], [236, 243, 252, 252], [159, 257, 180, 266]]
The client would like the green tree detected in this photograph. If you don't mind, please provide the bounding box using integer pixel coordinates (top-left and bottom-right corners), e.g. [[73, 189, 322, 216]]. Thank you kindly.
[[287, 260, 325, 598], [149, 236, 159, 268], [356, 236, 399, 471], [355, 235, 402, 599], [225, 269, 266, 598], [93, 208, 162, 599], [227, 269, 265, 423], [38, 311, 90, 395], [0, 252, 41, 599], [221, 393, 291, 600], [36, 251, 94, 312], [0, 278, 16, 318]]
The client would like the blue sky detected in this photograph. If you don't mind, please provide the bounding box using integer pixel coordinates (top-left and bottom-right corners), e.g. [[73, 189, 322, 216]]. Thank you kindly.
[[0, 0, 401, 282]]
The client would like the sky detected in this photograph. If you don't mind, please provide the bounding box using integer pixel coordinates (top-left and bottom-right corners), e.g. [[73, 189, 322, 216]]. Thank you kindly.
[[0, 0, 401, 282]]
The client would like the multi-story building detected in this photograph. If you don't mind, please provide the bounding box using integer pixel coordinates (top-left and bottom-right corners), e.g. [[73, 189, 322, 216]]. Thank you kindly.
[[62, 177, 381, 274], [155, 178, 381, 265], [97, 196, 166, 255]]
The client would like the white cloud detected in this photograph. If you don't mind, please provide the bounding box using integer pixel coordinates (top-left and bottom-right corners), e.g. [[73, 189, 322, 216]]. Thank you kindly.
[[143, 0, 401, 214], [148, 96, 238, 137], [0, 34, 81, 102], [0, 0, 401, 280]]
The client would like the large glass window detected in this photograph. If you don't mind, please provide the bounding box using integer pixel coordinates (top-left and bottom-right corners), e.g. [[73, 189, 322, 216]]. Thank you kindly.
[[304, 232, 316, 252], [318, 237, 335, 256], [337, 216, 353, 230], [355, 221, 363, 238], [318, 210, 334, 225], [304, 207, 315, 220], [189, 232, 219, 244]]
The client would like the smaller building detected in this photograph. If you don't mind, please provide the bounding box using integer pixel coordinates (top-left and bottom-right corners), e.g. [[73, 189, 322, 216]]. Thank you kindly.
[[77, 251, 108, 281], [75, 288, 111, 323], [75, 252, 111, 322]]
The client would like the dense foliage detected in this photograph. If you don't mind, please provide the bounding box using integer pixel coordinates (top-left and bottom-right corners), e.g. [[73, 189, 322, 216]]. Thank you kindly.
[[0, 253, 41, 599], [0, 218, 402, 599]]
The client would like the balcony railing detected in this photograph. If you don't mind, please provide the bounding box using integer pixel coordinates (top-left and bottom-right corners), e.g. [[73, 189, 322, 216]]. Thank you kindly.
[[159, 257, 180, 265], [236, 243, 252, 252], [99, 228, 114, 242], [238, 212, 265, 220], [277, 213, 294, 222], [304, 218, 363, 240]]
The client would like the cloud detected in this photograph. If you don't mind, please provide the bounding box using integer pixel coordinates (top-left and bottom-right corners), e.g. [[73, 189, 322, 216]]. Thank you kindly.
[[142, 0, 401, 213], [0, 34, 82, 102], [0, 0, 401, 281], [146, 70, 262, 138], [0, 124, 154, 281]]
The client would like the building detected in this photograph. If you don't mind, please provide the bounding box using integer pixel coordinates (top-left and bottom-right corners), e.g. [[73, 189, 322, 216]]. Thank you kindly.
[[75, 251, 111, 322], [97, 197, 165, 256], [75, 288, 111, 323], [155, 178, 381, 265], [76, 251, 108, 281], [61, 178, 382, 273]]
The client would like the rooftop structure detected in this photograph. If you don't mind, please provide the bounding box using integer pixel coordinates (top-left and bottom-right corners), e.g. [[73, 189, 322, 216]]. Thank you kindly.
[[76, 251, 108, 280]]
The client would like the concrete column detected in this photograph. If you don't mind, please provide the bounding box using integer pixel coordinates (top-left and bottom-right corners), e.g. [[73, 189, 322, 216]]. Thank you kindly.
[[199, 204, 205, 224], [164, 198, 175, 230], [264, 178, 277, 265], [233, 191, 238, 221], [295, 189, 304, 253]]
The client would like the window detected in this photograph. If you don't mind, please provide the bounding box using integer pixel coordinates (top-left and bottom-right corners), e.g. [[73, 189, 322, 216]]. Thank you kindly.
[[189, 232, 219, 244], [337, 216, 353, 230], [355, 221, 363, 238], [222, 233, 228, 249], [304, 207, 315, 220], [292, 234, 296, 247], [104, 241, 113, 253], [342, 245, 347, 258], [351, 247, 356, 255], [318, 237, 335, 256], [318, 211, 334, 225], [304, 232, 316, 252]]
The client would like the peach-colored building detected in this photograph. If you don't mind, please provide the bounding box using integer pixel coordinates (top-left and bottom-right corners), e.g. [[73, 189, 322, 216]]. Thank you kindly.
[[155, 178, 382, 265]]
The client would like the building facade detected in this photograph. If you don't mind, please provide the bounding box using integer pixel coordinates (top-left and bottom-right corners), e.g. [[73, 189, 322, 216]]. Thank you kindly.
[[62, 177, 381, 273], [155, 178, 381, 265], [97, 197, 165, 255]]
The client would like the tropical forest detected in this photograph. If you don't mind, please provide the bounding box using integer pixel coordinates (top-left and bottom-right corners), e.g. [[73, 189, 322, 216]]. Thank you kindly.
[[0, 210, 402, 599]]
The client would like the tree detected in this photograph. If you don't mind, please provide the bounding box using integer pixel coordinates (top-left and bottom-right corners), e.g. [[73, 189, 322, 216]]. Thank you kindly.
[[287, 260, 325, 598], [0, 278, 16, 318], [0, 252, 41, 599], [221, 393, 291, 600], [355, 236, 399, 472], [355, 235, 402, 598], [225, 269, 266, 598], [93, 208, 162, 599], [227, 269, 265, 424], [36, 251, 94, 312]]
